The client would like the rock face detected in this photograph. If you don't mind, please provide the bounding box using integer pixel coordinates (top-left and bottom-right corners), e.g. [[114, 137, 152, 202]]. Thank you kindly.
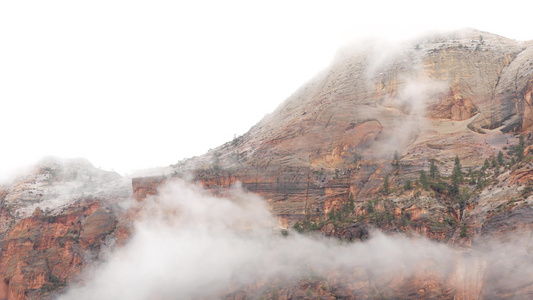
[[132, 29, 533, 299], [1, 157, 128, 220], [144, 29, 533, 228], [131, 176, 166, 203], [0, 158, 129, 300], [0, 201, 117, 299], [1, 29, 533, 299]]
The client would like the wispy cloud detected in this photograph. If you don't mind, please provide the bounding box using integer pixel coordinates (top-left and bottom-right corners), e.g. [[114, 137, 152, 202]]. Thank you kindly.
[[58, 180, 533, 299]]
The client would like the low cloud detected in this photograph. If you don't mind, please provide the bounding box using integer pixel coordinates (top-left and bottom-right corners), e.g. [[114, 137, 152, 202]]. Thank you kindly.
[[375, 78, 449, 158], [59, 180, 533, 299]]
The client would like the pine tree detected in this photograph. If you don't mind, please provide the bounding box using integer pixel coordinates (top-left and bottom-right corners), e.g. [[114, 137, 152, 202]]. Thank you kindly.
[[482, 158, 490, 171], [497, 151, 504, 165], [448, 156, 463, 198], [452, 155, 463, 183], [366, 200, 375, 214], [449, 180, 460, 198], [476, 175, 484, 189], [429, 161, 439, 179], [419, 170, 429, 190], [383, 175, 390, 195], [491, 156, 497, 168]]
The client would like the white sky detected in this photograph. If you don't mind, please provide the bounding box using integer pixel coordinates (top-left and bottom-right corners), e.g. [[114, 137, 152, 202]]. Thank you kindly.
[[1, 0, 532, 180]]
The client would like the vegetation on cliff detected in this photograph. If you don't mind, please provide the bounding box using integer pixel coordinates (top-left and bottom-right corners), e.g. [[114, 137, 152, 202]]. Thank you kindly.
[[291, 134, 533, 245]]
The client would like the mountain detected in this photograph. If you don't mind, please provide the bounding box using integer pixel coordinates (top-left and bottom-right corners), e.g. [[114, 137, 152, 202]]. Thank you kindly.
[[158, 28, 533, 230], [1, 28, 533, 299], [0, 158, 131, 299]]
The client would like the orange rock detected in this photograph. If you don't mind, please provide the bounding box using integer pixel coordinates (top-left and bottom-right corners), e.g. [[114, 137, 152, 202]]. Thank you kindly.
[[0, 200, 119, 299]]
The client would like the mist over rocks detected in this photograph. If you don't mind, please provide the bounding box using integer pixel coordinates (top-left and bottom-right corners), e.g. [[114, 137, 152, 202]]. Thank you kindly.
[[0, 157, 131, 299], [1, 157, 130, 221], [59, 180, 533, 300], [142, 28, 532, 298], [1, 28, 533, 299], [160, 29, 533, 234]]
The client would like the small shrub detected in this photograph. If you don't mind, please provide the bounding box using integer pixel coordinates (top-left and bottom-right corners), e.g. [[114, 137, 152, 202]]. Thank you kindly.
[[382, 176, 390, 195], [460, 225, 468, 238], [404, 180, 413, 190]]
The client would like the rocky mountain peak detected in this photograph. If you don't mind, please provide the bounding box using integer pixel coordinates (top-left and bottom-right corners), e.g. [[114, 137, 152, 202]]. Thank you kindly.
[[1, 28, 533, 299], [160, 29, 533, 240], [174, 29, 531, 175], [0, 157, 129, 221]]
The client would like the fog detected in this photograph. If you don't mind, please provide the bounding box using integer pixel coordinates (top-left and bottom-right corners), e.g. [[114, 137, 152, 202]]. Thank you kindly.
[[58, 180, 533, 299], [347, 35, 451, 160], [2, 1, 533, 180], [375, 78, 449, 159]]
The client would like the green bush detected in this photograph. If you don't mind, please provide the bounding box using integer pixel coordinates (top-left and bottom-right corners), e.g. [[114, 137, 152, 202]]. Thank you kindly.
[[460, 225, 468, 238], [404, 180, 413, 190]]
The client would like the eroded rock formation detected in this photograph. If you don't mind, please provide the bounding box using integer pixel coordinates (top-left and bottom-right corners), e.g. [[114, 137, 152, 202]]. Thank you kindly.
[[0, 158, 129, 299], [1, 29, 533, 299]]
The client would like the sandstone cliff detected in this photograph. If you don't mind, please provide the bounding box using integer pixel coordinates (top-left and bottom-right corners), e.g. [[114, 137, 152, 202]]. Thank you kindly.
[[1, 28, 533, 299], [0, 158, 130, 299], [156, 29, 533, 229], [133, 28, 533, 299]]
